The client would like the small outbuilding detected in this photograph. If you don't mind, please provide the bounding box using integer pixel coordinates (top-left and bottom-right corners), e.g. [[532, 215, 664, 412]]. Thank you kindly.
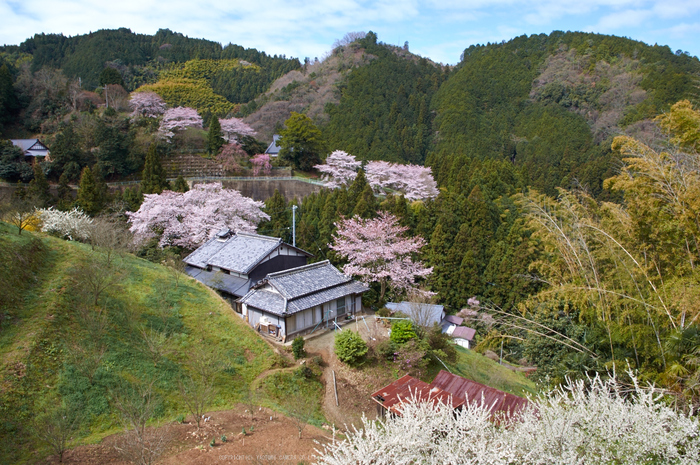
[[386, 301, 446, 328], [371, 370, 529, 419], [440, 315, 476, 348]]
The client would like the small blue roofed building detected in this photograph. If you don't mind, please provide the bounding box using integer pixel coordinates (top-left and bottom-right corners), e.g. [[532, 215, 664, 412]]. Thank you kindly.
[[386, 301, 446, 328]]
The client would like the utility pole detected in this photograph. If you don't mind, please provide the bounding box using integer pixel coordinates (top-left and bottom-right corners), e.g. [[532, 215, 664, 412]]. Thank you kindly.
[[292, 205, 297, 247]]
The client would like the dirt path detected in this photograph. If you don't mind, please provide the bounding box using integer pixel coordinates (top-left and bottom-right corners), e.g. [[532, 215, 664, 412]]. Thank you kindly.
[[304, 316, 386, 430]]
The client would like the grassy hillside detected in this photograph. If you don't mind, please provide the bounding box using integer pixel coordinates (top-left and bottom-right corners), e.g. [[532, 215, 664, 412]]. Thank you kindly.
[[0, 222, 285, 463]]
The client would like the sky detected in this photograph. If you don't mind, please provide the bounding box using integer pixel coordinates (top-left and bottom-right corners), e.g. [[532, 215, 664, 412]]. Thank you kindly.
[[0, 0, 698, 65]]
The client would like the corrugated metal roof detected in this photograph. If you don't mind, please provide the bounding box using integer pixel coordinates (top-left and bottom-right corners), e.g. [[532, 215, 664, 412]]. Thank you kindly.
[[444, 315, 464, 325], [370, 375, 462, 415], [431, 370, 529, 418], [371, 371, 529, 419], [386, 301, 445, 327]]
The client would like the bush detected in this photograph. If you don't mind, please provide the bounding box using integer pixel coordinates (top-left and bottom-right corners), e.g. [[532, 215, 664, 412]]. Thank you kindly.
[[292, 336, 306, 360], [334, 330, 368, 366], [390, 320, 417, 344], [373, 340, 397, 360], [377, 307, 391, 318]]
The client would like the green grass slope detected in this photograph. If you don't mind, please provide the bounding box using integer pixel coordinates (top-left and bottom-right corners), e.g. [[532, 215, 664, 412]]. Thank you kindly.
[[0, 222, 281, 463]]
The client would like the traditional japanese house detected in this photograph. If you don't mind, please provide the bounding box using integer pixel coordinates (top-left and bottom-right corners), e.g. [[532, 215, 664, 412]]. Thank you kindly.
[[238, 260, 369, 340], [183, 229, 312, 310]]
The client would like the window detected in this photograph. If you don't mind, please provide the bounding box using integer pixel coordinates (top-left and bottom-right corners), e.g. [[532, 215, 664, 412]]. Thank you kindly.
[[336, 297, 346, 316]]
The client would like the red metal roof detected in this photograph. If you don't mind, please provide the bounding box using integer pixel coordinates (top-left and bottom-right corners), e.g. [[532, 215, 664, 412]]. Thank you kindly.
[[371, 370, 529, 419], [431, 370, 529, 418], [370, 374, 464, 415]]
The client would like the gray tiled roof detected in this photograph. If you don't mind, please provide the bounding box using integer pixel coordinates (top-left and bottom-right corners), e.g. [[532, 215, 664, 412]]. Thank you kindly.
[[185, 266, 251, 296], [239, 261, 370, 316], [265, 134, 281, 155], [184, 232, 284, 273], [266, 260, 350, 299], [287, 281, 369, 314], [240, 288, 286, 314], [10, 139, 49, 156]]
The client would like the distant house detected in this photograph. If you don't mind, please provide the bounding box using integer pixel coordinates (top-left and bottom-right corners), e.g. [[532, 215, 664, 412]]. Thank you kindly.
[[441, 315, 476, 348], [239, 260, 369, 341], [264, 135, 281, 157], [10, 139, 50, 162], [386, 301, 446, 328], [371, 370, 529, 419], [183, 229, 312, 310]]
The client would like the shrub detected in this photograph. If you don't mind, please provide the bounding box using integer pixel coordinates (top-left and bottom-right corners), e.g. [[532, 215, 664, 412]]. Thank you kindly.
[[292, 336, 306, 360], [376, 307, 391, 318], [334, 330, 368, 366], [390, 320, 416, 344]]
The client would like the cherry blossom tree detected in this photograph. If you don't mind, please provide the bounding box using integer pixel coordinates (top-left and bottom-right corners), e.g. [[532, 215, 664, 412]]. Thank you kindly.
[[365, 161, 439, 201], [127, 183, 269, 249], [219, 117, 256, 142], [318, 373, 700, 465], [250, 153, 272, 176], [159, 107, 203, 140], [330, 212, 432, 301], [314, 150, 362, 188], [129, 92, 167, 118], [36, 207, 93, 241], [216, 142, 247, 174]]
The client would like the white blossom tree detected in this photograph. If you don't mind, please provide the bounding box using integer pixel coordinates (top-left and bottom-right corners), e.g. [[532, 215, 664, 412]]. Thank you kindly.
[[36, 207, 93, 241], [330, 212, 432, 301], [158, 107, 203, 140], [128, 91, 167, 118], [219, 117, 256, 142], [365, 161, 439, 201], [127, 183, 269, 249], [318, 374, 700, 464], [314, 150, 362, 188]]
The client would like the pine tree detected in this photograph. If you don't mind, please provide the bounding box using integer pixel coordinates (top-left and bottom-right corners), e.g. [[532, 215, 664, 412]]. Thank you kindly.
[[77, 166, 102, 215], [260, 189, 289, 240], [207, 116, 224, 155], [173, 175, 189, 193], [28, 162, 51, 207], [141, 144, 169, 194], [56, 173, 73, 210], [352, 185, 378, 219]]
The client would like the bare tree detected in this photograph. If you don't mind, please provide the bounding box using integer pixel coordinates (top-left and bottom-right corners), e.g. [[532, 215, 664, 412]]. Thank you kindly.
[[286, 389, 318, 439], [87, 216, 132, 266], [72, 254, 124, 306], [162, 251, 186, 288], [67, 339, 107, 384], [178, 348, 219, 428], [406, 291, 439, 336], [240, 385, 260, 421], [111, 380, 172, 465], [3, 194, 37, 235], [139, 325, 170, 367], [33, 402, 82, 463]]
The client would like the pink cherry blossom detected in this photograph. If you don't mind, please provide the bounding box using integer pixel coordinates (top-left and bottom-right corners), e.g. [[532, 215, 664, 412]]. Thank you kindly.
[[330, 212, 432, 300], [220, 117, 256, 142], [129, 91, 167, 118], [127, 183, 269, 249]]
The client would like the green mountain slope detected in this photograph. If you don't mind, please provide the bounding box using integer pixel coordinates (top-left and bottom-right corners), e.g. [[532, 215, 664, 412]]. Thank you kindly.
[[0, 222, 280, 463], [428, 31, 700, 196]]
